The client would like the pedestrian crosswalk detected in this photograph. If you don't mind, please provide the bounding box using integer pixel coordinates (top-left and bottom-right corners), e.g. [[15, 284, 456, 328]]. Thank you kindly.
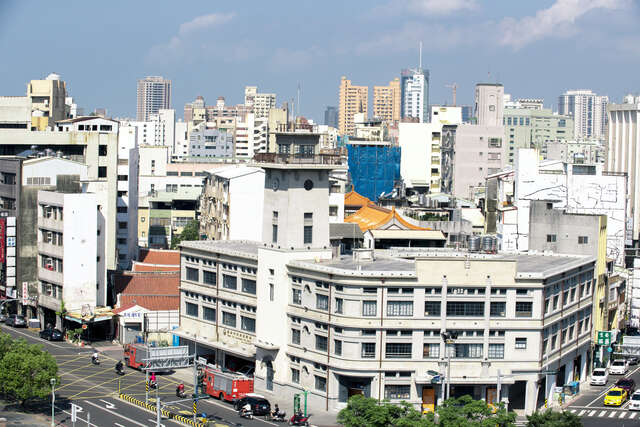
[[569, 408, 638, 419]]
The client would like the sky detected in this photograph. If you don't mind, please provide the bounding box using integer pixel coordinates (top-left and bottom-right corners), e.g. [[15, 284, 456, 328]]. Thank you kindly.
[[1, 0, 639, 122]]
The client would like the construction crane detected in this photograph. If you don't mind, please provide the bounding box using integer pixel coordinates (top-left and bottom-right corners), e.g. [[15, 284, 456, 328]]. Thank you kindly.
[[445, 83, 457, 106]]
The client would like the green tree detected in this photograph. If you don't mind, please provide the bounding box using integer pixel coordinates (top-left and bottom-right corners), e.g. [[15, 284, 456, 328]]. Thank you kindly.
[[55, 300, 67, 333], [171, 219, 200, 249], [0, 340, 59, 406], [526, 409, 582, 427], [337, 395, 434, 427], [436, 395, 515, 427]]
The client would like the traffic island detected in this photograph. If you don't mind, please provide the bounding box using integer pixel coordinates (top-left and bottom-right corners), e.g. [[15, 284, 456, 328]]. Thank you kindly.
[[118, 393, 219, 427]]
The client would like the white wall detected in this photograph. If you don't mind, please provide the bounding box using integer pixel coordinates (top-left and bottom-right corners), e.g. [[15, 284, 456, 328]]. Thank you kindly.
[[228, 170, 265, 240], [399, 122, 442, 188]]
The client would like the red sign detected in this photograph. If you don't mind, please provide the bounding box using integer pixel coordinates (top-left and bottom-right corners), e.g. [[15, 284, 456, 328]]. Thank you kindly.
[[82, 324, 87, 330], [0, 217, 5, 263]]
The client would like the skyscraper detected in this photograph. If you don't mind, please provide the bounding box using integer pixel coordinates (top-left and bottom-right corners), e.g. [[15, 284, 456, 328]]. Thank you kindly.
[[338, 76, 368, 136], [373, 78, 401, 124], [324, 106, 338, 128], [136, 76, 171, 121], [245, 86, 276, 119], [558, 90, 608, 139], [400, 68, 429, 123], [474, 83, 504, 127]]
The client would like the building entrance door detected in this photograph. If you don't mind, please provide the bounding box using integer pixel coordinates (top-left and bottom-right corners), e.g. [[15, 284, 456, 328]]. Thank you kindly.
[[422, 387, 435, 413]]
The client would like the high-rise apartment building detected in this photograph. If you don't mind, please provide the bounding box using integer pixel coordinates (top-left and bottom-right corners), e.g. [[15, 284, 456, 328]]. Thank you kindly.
[[245, 86, 276, 119], [401, 68, 429, 123], [607, 96, 640, 246], [558, 90, 608, 139], [136, 76, 171, 121], [338, 77, 368, 136], [324, 106, 338, 128], [373, 78, 401, 124], [474, 83, 504, 127], [27, 73, 68, 130]]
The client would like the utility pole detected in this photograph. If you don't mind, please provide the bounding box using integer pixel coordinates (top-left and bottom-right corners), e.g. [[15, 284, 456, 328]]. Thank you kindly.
[[497, 369, 501, 405], [156, 397, 161, 427]]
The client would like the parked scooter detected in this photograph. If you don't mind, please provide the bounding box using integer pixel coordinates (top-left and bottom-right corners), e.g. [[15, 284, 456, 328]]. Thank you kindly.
[[239, 408, 253, 420], [289, 412, 310, 426], [266, 410, 286, 422], [91, 352, 100, 365]]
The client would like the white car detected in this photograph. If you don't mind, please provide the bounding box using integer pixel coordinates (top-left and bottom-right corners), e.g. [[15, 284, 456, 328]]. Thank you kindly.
[[610, 359, 629, 375], [630, 391, 640, 410], [590, 368, 609, 385]]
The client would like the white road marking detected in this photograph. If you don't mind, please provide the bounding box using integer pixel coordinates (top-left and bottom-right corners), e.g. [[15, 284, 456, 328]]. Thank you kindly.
[[599, 410, 607, 417], [586, 364, 640, 407], [588, 410, 596, 416], [619, 412, 626, 418], [570, 409, 576, 413], [148, 419, 165, 427], [100, 399, 116, 409], [114, 424, 126, 427], [609, 411, 617, 417], [630, 412, 637, 419], [578, 410, 586, 416], [83, 400, 148, 427]]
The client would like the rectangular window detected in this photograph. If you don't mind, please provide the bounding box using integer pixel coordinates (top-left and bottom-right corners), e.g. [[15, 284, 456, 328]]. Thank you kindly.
[[363, 287, 377, 293], [291, 368, 300, 384], [424, 301, 441, 316], [315, 375, 326, 392], [222, 274, 237, 290], [272, 224, 278, 243], [203, 307, 216, 322], [578, 236, 588, 244], [488, 343, 504, 359], [98, 166, 107, 178], [186, 267, 199, 282], [241, 316, 256, 333], [222, 312, 236, 327], [546, 234, 557, 243], [316, 335, 328, 351], [423, 343, 440, 359], [515, 301, 533, 317], [203, 270, 216, 286], [448, 343, 483, 358], [303, 225, 313, 244], [490, 302, 506, 317], [363, 301, 377, 316], [385, 343, 412, 359], [316, 294, 329, 311], [446, 302, 484, 317], [385, 385, 410, 400], [387, 301, 414, 317], [292, 289, 302, 305], [186, 302, 198, 317], [270, 284, 274, 301], [361, 343, 376, 358], [335, 298, 343, 314], [334, 339, 342, 356], [291, 329, 301, 345], [515, 337, 527, 349], [241, 278, 256, 295]]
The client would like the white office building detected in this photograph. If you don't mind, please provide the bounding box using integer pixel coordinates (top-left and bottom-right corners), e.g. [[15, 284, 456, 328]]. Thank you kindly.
[[137, 76, 171, 122], [401, 68, 429, 123]]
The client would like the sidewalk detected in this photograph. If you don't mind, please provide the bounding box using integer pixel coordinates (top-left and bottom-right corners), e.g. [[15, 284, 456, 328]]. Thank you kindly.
[[171, 367, 340, 427]]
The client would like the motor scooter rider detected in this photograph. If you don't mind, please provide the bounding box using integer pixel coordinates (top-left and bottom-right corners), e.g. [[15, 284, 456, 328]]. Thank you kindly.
[[149, 372, 157, 387], [272, 403, 281, 417], [176, 383, 185, 397], [241, 401, 252, 416], [91, 351, 99, 363], [115, 360, 123, 373]]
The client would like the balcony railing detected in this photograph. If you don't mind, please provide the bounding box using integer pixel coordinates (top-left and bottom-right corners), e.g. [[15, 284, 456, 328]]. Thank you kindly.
[[253, 153, 343, 165]]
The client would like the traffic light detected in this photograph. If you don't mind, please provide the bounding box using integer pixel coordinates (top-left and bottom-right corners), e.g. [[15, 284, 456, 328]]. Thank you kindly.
[[197, 373, 204, 393]]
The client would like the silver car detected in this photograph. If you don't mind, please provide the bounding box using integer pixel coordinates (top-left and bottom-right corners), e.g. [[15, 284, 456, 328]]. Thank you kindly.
[[590, 368, 608, 385]]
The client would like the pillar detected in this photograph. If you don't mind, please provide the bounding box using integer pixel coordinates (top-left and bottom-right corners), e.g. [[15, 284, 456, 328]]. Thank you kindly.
[[524, 379, 539, 415]]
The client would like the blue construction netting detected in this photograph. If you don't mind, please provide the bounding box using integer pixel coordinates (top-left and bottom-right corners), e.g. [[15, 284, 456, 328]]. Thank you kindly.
[[347, 144, 401, 201]]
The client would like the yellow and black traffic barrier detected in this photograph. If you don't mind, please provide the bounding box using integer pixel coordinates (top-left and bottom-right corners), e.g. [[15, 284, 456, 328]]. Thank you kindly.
[[118, 393, 209, 427]]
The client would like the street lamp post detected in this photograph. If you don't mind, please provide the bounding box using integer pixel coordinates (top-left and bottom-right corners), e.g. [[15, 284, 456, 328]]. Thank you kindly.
[[441, 332, 458, 400], [50, 378, 56, 427]]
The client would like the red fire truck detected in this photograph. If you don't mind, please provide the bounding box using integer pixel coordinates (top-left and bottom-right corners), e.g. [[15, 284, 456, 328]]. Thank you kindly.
[[202, 366, 254, 402]]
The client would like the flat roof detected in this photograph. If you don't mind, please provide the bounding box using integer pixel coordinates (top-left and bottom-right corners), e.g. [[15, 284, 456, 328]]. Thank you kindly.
[[180, 240, 261, 259], [369, 229, 445, 240], [290, 255, 417, 277]]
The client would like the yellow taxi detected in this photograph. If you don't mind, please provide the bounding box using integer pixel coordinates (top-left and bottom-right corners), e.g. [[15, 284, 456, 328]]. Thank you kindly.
[[604, 387, 628, 406]]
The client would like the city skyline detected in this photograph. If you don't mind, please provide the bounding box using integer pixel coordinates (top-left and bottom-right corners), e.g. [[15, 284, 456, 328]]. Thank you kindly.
[[1, 1, 638, 122]]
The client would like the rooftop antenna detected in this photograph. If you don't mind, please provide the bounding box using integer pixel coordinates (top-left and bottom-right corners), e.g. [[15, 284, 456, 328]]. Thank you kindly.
[[419, 41, 423, 69]]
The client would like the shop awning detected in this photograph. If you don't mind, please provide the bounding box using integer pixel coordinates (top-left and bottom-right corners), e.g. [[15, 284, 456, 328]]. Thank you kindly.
[[64, 307, 116, 324]]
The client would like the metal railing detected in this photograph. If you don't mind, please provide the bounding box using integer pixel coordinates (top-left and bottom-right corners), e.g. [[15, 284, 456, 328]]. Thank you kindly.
[[252, 152, 343, 165]]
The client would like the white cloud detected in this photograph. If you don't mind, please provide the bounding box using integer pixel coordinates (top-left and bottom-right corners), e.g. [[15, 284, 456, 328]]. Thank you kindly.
[[146, 13, 235, 64], [500, 0, 629, 49], [178, 13, 234, 36], [407, 0, 477, 15]]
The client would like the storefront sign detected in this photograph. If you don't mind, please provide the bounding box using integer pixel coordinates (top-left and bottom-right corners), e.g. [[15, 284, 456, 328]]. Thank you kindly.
[[0, 217, 5, 263], [21, 282, 28, 305]]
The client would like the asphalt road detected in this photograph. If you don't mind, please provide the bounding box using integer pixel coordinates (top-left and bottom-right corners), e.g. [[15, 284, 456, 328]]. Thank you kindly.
[[565, 362, 640, 427], [0, 324, 283, 427]]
